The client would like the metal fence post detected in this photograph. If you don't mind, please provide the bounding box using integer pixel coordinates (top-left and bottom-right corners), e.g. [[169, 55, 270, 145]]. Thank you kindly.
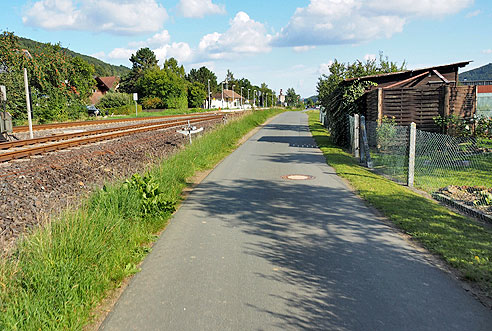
[[354, 114, 360, 158], [408, 122, 416, 187]]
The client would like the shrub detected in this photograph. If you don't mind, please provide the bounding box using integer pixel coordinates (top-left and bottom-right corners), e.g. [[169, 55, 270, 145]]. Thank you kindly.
[[104, 104, 142, 115], [97, 92, 132, 109], [141, 96, 163, 109]]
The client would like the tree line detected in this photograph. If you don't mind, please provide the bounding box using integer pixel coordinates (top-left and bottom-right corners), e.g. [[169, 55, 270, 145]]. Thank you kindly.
[[0, 31, 300, 125], [316, 53, 405, 145], [118, 47, 279, 110]]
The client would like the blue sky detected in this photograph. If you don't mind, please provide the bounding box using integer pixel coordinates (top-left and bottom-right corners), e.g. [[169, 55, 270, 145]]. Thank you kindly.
[[1, 0, 491, 97]]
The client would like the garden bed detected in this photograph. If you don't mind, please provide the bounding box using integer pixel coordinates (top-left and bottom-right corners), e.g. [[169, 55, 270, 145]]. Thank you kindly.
[[434, 185, 492, 223]]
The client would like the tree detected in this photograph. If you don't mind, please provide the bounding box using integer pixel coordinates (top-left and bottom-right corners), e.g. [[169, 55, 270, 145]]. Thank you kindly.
[[285, 88, 299, 107], [316, 52, 406, 145], [136, 68, 187, 110], [0, 31, 96, 122], [119, 48, 159, 93], [187, 81, 207, 108], [130, 47, 158, 72], [186, 66, 218, 93], [163, 57, 185, 78]]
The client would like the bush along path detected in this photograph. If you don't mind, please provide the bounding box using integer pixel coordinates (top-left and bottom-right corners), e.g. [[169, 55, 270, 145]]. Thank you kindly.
[[0, 108, 284, 330], [308, 111, 492, 306]]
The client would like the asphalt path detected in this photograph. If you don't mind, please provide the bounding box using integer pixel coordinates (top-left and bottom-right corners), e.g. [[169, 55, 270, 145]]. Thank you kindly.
[[101, 111, 492, 330]]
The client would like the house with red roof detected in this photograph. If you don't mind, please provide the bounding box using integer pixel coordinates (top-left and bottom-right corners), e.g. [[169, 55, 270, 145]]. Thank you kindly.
[[90, 76, 120, 105]]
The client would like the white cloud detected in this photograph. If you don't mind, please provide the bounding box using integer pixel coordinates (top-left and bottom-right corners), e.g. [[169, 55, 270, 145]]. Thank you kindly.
[[364, 54, 377, 62], [102, 30, 193, 64], [482, 49, 492, 54], [318, 61, 333, 76], [177, 0, 225, 18], [293, 46, 316, 52], [273, 0, 473, 46], [129, 30, 171, 48], [465, 10, 481, 18], [108, 48, 136, 60], [197, 11, 272, 60], [366, 0, 473, 17], [23, 0, 168, 35], [154, 42, 193, 64]]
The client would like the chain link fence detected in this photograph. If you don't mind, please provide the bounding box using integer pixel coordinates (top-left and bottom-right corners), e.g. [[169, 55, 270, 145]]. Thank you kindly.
[[413, 131, 492, 191], [366, 120, 409, 185], [348, 114, 492, 192]]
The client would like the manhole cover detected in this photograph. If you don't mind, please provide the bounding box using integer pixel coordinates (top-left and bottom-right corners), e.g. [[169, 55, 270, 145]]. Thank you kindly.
[[281, 174, 315, 180]]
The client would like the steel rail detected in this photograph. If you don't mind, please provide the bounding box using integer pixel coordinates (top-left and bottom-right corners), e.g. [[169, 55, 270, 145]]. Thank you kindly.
[[12, 112, 219, 133], [0, 115, 222, 162], [1, 114, 220, 150]]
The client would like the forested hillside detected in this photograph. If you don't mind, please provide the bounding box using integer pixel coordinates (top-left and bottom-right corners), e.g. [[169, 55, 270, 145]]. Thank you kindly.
[[18, 37, 130, 77], [460, 63, 492, 81]]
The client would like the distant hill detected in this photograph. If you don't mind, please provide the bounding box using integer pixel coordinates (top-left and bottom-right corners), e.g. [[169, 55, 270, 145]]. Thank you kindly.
[[460, 63, 492, 82], [18, 36, 130, 77], [305, 95, 318, 103]]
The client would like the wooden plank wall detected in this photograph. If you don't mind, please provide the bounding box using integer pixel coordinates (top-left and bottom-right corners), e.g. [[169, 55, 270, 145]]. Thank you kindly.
[[362, 85, 477, 133], [382, 87, 443, 132], [449, 86, 476, 119], [365, 89, 379, 122]]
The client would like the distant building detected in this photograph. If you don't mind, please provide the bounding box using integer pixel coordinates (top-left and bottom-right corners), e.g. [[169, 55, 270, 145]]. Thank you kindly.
[[210, 89, 248, 110], [90, 76, 119, 105], [278, 89, 285, 105]]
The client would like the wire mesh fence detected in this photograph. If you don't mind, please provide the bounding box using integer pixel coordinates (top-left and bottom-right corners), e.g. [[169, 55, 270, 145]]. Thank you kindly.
[[414, 131, 492, 191], [347, 114, 492, 192], [366, 120, 409, 185]]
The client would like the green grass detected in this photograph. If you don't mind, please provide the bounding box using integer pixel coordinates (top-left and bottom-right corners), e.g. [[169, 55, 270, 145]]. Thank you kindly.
[[0, 108, 284, 330], [308, 111, 492, 297]]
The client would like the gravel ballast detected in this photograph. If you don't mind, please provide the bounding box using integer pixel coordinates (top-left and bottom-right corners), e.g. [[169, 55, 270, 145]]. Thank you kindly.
[[0, 117, 226, 254]]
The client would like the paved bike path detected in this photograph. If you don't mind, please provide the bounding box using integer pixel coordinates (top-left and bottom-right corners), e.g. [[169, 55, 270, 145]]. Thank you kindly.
[[101, 111, 491, 330]]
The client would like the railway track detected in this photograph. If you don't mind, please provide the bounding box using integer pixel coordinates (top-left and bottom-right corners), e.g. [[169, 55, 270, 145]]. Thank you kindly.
[[12, 112, 219, 133], [1, 114, 222, 162]]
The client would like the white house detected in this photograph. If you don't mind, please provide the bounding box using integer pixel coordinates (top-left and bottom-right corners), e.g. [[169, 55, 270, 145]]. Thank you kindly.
[[210, 89, 250, 110]]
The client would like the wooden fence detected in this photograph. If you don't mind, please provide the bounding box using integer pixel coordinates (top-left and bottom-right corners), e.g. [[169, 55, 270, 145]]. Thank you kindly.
[[362, 85, 477, 132]]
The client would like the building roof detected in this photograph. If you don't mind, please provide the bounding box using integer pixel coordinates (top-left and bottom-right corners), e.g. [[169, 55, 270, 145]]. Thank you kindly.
[[212, 89, 244, 100], [344, 61, 472, 83], [478, 85, 492, 93], [96, 76, 119, 90]]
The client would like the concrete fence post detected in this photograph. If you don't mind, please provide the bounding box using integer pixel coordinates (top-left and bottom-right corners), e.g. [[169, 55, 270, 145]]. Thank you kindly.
[[360, 115, 373, 168], [354, 114, 360, 158], [408, 122, 416, 187]]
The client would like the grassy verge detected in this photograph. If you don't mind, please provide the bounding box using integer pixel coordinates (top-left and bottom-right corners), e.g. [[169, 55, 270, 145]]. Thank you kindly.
[[308, 111, 492, 297], [0, 108, 284, 330]]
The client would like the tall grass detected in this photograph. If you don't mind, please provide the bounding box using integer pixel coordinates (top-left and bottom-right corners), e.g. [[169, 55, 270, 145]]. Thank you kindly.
[[0, 108, 283, 330]]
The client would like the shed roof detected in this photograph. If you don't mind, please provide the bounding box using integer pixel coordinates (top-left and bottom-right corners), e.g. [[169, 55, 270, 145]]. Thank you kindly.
[[478, 85, 492, 93], [344, 61, 472, 84]]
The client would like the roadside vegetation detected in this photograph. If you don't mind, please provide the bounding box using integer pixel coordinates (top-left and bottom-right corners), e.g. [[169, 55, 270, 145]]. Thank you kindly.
[[308, 111, 492, 300], [0, 108, 284, 330], [1, 31, 280, 126]]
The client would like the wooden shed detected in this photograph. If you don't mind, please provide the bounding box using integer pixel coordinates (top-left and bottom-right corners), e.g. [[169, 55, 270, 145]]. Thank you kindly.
[[347, 61, 477, 132]]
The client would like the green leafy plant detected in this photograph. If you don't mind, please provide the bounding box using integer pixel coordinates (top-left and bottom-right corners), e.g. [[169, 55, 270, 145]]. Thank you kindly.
[[97, 92, 132, 109], [433, 115, 473, 137], [376, 115, 397, 149], [474, 116, 492, 139], [473, 190, 492, 206], [124, 173, 176, 216]]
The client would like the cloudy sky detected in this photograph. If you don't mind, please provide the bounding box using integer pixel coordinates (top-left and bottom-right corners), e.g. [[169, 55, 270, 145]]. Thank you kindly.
[[2, 0, 491, 97]]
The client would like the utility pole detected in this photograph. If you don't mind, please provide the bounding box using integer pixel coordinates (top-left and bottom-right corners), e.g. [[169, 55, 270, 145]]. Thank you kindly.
[[23, 68, 33, 139], [240, 87, 243, 109], [207, 79, 211, 109]]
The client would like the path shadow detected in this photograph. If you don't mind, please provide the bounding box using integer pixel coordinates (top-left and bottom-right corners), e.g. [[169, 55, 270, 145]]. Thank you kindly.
[[184, 178, 484, 330]]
